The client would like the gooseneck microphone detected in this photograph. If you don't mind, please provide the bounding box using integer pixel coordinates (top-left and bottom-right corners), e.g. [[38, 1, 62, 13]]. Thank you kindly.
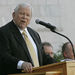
[[35, 19, 56, 31], [35, 19, 75, 58]]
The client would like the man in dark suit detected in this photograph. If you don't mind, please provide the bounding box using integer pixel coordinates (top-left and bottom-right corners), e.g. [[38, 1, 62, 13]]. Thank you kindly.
[[0, 3, 56, 75]]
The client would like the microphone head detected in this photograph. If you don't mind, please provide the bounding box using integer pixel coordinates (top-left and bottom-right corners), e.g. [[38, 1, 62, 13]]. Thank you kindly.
[[35, 19, 40, 24]]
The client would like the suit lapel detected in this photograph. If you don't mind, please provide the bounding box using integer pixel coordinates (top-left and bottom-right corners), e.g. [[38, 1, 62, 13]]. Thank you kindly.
[[10, 21, 33, 63], [27, 27, 42, 65]]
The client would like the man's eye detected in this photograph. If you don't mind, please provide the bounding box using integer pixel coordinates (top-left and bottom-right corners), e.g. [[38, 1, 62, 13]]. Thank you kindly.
[[27, 14, 30, 16]]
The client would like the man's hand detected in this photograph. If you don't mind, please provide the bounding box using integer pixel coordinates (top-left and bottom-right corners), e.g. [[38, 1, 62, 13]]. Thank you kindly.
[[21, 61, 33, 73]]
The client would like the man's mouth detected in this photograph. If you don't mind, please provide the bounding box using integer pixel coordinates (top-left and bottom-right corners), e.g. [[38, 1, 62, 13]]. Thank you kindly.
[[21, 20, 26, 23]]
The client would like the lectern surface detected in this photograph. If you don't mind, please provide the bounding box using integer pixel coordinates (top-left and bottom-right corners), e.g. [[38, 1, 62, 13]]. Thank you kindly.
[[8, 61, 75, 75]]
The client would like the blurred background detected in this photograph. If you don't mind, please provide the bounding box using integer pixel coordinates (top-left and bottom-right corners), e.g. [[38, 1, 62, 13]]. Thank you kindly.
[[0, 0, 75, 53]]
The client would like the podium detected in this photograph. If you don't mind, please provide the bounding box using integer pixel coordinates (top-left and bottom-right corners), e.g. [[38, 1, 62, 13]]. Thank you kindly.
[[9, 61, 75, 75], [9, 71, 62, 75]]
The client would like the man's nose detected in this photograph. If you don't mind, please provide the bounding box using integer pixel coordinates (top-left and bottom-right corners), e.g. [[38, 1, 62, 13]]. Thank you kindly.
[[22, 15, 27, 19]]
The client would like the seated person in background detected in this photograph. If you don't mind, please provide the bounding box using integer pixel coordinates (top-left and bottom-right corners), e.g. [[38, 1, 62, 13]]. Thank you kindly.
[[42, 42, 54, 58], [61, 42, 75, 62]]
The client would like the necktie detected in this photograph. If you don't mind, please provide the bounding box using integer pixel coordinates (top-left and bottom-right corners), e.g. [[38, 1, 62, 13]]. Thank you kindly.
[[22, 30, 39, 67]]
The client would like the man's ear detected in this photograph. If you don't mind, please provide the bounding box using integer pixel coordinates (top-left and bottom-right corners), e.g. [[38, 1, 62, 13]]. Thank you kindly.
[[12, 12, 15, 18], [64, 52, 67, 57]]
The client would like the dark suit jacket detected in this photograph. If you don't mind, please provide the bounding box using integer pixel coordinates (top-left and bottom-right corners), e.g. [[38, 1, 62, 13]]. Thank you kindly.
[[0, 21, 56, 75]]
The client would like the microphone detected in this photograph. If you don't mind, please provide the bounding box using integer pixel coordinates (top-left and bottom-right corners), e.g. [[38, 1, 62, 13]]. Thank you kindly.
[[35, 19, 56, 31], [35, 19, 75, 58]]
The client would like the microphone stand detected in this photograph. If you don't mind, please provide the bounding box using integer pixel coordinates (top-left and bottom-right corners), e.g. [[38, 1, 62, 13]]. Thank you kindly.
[[50, 29, 75, 58]]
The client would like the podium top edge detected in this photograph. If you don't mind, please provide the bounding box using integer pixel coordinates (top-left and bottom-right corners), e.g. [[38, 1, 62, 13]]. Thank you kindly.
[[33, 60, 75, 71]]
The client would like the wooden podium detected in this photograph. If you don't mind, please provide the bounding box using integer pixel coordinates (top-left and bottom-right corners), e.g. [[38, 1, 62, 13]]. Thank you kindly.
[[9, 61, 75, 75]]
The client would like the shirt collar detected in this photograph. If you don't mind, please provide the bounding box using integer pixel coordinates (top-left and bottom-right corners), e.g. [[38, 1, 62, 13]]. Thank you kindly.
[[13, 20, 28, 34], [19, 27, 28, 34]]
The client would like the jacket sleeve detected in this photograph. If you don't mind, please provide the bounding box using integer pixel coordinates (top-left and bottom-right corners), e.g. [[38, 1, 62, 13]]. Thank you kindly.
[[0, 30, 21, 74]]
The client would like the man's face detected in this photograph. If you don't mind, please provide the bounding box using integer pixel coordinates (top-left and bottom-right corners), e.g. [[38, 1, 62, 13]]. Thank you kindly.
[[44, 46, 54, 58], [13, 6, 32, 30]]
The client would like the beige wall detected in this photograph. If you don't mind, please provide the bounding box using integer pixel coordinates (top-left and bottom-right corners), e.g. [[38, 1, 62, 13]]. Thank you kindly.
[[0, 0, 75, 52]]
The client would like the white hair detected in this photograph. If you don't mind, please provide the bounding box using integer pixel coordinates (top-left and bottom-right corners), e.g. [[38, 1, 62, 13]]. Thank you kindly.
[[14, 3, 32, 13]]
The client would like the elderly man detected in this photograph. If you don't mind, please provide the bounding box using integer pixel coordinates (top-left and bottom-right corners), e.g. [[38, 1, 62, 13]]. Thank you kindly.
[[0, 3, 55, 75]]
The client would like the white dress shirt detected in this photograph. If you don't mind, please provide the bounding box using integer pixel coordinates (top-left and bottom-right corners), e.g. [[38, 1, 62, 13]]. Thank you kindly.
[[17, 28, 38, 69], [61, 59, 74, 62]]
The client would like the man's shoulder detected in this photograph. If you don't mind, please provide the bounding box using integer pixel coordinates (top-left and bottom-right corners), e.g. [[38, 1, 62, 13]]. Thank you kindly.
[[0, 20, 17, 36], [61, 59, 73, 62], [0, 20, 13, 30], [27, 27, 39, 35], [27, 27, 41, 40]]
